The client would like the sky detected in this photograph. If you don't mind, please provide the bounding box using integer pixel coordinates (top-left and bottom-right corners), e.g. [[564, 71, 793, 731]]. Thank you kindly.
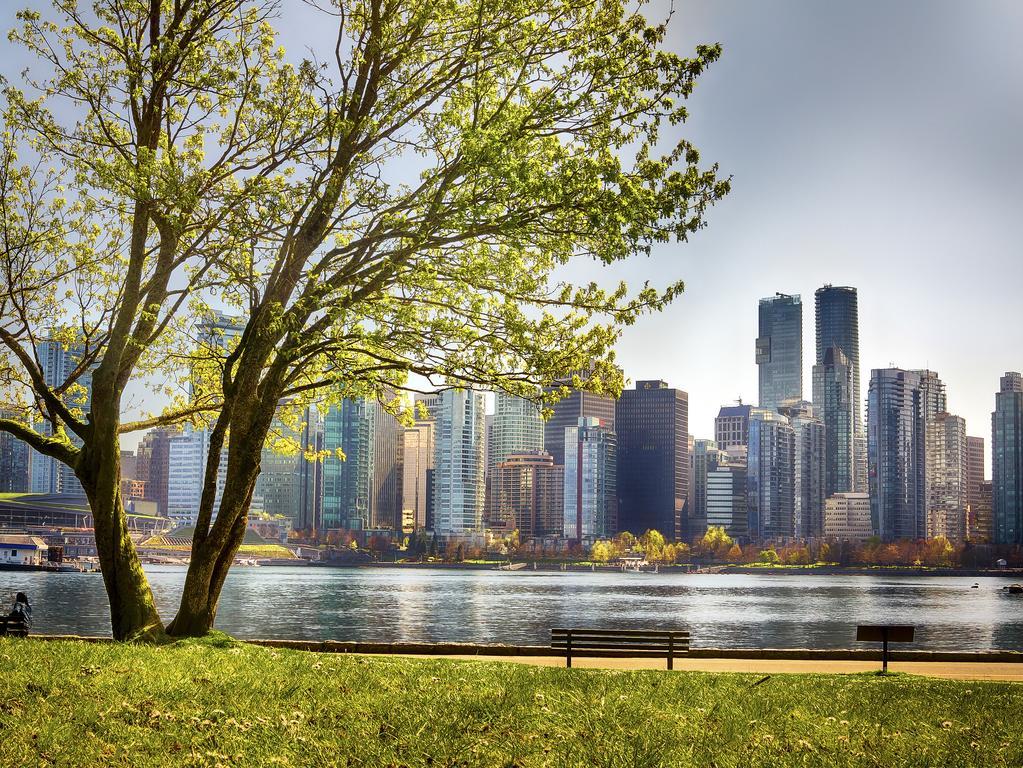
[[2, 1, 1022, 472]]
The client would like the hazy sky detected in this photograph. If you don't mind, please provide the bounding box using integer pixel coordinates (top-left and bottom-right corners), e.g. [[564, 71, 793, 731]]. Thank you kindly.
[[3, 2, 1022, 471]]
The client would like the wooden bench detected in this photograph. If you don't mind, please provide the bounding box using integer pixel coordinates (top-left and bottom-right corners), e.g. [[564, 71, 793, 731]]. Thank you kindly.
[[0, 616, 29, 638], [551, 628, 690, 669]]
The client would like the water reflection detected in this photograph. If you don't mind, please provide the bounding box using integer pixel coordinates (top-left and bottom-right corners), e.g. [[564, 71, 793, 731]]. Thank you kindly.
[[1, 567, 1020, 650]]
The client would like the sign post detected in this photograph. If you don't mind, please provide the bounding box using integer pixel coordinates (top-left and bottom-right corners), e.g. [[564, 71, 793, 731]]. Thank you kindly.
[[856, 625, 915, 673]]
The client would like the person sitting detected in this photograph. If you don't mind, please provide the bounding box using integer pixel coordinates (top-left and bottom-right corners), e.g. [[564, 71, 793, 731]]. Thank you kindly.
[[2, 592, 32, 637]]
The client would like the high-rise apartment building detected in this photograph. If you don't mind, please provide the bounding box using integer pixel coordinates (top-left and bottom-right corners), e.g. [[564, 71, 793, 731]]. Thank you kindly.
[[489, 393, 544, 472], [714, 404, 758, 450], [401, 421, 434, 532], [813, 345, 856, 495], [867, 368, 946, 540], [780, 401, 826, 539], [925, 412, 968, 542], [615, 380, 689, 541], [0, 408, 31, 493], [706, 455, 748, 540], [255, 407, 322, 530], [563, 417, 616, 541], [30, 338, 93, 496], [815, 285, 865, 491], [965, 436, 986, 540], [370, 401, 404, 530], [823, 493, 873, 541], [432, 389, 487, 536], [490, 452, 564, 538], [756, 293, 802, 411], [747, 410, 795, 541], [136, 428, 174, 516], [543, 374, 615, 466], [992, 372, 1023, 545], [973, 481, 994, 543], [689, 439, 722, 540], [166, 427, 228, 524], [321, 399, 374, 530]]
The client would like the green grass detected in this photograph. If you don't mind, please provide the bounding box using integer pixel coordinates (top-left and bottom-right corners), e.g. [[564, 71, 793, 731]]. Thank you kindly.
[[1, 638, 1021, 767]]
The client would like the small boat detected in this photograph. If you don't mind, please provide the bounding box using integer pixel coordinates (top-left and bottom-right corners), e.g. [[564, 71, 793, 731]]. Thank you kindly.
[[496, 562, 527, 571], [1004, 584, 1023, 595], [971, 583, 979, 589]]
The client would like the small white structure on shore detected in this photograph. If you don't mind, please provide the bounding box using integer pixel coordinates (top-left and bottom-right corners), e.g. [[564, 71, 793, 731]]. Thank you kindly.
[[0, 535, 49, 566]]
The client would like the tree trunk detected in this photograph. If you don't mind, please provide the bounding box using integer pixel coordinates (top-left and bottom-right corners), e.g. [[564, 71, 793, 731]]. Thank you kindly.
[[167, 442, 260, 637], [79, 423, 166, 642]]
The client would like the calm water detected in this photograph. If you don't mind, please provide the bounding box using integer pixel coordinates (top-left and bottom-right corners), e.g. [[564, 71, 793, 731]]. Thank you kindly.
[[3, 566, 1022, 650]]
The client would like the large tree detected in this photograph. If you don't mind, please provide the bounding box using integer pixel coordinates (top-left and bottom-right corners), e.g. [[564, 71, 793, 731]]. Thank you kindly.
[[0, 0, 729, 640]]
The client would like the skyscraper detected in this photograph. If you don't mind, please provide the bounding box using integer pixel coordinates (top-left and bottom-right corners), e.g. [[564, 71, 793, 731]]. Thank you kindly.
[[780, 401, 826, 539], [490, 452, 564, 538], [0, 408, 31, 493], [30, 337, 93, 496], [615, 380, 689, 541], [401, 421, 434, 532], [136, 428, 173, 516], [925, 412, 968, 542], [432, 389, 486, 536], [543, 374, 616, 466], [706, 455, 748, 540], [563, 417, 617, 541], [812, 345, 856, 495], [370, 401, 404, 530], [689, 439, 722, 539], [756, 293, 802, 411], [867, 368, 945, 540], [714, 404, 757, 449], [747, 409, 795, 540], [965, 436, 986, 540], [992, 372, 1023, 545], [255, 407, 323, 530], [815, 285, 865, 491], [321, 398, 374, 530], [489, 392, 544, 472]]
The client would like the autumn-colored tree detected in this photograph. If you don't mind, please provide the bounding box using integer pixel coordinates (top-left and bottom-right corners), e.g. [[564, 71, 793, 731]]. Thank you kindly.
[[1, 0, 727, 638]]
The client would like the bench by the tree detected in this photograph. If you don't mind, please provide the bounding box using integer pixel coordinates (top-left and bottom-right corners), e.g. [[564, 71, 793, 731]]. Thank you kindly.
[[551, 628, 690, 669], [0, 616, 29, 638]]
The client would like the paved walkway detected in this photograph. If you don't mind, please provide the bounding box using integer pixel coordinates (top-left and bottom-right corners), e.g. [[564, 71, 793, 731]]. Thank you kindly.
[[422, 654, 1023, 681]]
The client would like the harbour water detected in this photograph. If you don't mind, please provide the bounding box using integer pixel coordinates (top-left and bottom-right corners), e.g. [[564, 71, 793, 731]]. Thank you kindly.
[[3, 566, 1022, 650]]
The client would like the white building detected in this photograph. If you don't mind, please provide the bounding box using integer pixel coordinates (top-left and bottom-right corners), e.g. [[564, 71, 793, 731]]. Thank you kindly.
[[0, 535, 49, 565], [166, 427, 229, 525], [431, 389, 486, 536], [823, 493, 873, 541], [563, 417, 616, 541], [402, 421, 434, 532]]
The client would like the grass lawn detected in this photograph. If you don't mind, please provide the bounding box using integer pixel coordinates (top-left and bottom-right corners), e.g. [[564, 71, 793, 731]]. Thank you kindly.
[[1, 638, 1021, 767]]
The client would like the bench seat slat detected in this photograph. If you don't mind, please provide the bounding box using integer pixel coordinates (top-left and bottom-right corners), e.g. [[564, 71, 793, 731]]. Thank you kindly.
[[552, 643, 688, 653], [552, 628, 689, 638]]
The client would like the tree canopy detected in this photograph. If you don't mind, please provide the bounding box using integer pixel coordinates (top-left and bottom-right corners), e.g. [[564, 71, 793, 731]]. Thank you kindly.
[[0, 0, 728, 639]]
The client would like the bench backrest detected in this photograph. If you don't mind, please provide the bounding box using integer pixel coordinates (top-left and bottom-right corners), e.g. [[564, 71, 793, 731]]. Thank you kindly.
[[551, 628, 690, 654]]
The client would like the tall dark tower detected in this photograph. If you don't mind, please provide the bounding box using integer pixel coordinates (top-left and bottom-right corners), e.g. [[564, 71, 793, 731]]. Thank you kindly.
[[814, 285, 865, 491]]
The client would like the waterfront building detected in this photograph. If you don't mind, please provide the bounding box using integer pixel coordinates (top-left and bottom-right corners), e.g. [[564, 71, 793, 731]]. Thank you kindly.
[[689, 439, 722, 540], [30, 338, 93, 496], [972, 481, 994, 543], [747, 410, 795, 541], [489, 392, 544, 471], [756, 293, 802, 411], [136, 428, 174, 516], [296, 407, 324, 532], [0, 408, 31, 493], [543, 373, 615, 466], [823, 493, 873, 541], [563, 417, 616, 541], [706, 456, 748, 540], [815, 285, 866, 491], [780, 401, 826, 539], [371, 401, 404, 530], [432, 389, 487, 536], [992, 372, 1023, 545], [867, 368, 945, 541], [615, 380, 689, 541], [255, 408, 322, 530], [321, 398, 374, 530], [490, 452, 564, 538], [166, 426, 228, 524], [966, 436, 985, 536], [812, 345, 856, 495], [925, 412, 968, 542], [401, 421, 434, 532]]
